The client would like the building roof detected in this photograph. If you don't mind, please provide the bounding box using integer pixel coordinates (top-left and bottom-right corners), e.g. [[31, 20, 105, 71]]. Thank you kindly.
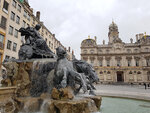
[[109, 21, 118, 29], [81, 38, 97, 47]]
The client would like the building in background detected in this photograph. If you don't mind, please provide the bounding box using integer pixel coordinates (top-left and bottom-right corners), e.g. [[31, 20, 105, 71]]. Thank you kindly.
[[0, 0, 10, 66], [0, 0, 73, 64], [81, 21, 150, 84]]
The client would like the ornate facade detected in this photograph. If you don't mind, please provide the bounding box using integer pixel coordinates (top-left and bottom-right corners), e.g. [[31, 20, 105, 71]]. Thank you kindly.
[[81, 21, 150, 84]]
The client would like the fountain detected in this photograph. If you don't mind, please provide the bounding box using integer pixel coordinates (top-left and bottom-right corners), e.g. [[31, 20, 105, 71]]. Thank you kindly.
[[0, 24, 101, 113]]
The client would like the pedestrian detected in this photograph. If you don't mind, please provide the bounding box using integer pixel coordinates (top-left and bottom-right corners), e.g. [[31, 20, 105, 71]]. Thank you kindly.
[[148, 83, 150, 87], [143, 83, 147, 89]]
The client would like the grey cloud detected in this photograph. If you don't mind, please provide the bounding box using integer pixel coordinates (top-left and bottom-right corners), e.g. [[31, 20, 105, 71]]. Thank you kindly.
[[29, 0, 150, 59]]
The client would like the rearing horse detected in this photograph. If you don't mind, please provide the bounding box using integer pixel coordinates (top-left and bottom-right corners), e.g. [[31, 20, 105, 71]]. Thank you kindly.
[[53, 47, 87, 93]]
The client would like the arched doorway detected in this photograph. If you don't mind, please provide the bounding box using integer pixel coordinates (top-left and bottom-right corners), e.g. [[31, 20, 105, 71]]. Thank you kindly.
[[117, 71, 124, 82]]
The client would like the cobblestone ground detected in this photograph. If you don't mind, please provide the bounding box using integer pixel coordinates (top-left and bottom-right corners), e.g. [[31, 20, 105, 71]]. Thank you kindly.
[[95, 84, 150, 93], [95, 84, 150, 100]]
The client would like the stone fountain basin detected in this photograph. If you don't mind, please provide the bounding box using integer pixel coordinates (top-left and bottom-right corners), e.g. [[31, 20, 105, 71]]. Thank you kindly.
[[0, 87, 102, 113]]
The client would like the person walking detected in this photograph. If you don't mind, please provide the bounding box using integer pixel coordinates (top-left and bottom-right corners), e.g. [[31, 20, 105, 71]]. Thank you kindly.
[[144, 83, 147, 89]]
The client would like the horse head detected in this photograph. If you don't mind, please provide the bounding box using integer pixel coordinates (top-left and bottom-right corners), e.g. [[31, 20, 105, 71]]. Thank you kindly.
[[86, 63, 99, 83], [56, 46, 67, 59]]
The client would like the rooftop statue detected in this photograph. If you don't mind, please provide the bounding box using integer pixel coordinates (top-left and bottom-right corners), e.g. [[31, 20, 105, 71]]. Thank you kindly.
[[19, 24, 56, 60]]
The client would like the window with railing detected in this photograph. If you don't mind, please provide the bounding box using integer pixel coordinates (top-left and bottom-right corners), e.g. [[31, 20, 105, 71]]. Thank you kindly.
[[127, 60, 131, 66], [22, 20, 26, 27], [7, 40, 12, 50], [16, 16, 20, 24], [90, 50, 94, 54], [146, 58, 150, 66], [127, 49, 131, 53], [0, 34, 4, 49], [9, 26, 13, 35], [14, 29, 18, 38], [24, 10, 27, 18], [13, 43, 17, 51], [17, 4, 21, 12], [11, 11, 15, 21], [106, 60, 110, 67], [117, 60, 121, 66], [12, 0, 17, 8], [91, 60, 94, 66], [135, 60, 139, 66], [145, 48, 149, 52], [99, 60, 103, 66], [0, 16, 7, 29], [27, 14, 30, 21], [3, 0, 9, 13]]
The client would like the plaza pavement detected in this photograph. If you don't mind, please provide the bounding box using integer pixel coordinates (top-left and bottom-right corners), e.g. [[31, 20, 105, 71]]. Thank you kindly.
[[95, 84, 150, 101]]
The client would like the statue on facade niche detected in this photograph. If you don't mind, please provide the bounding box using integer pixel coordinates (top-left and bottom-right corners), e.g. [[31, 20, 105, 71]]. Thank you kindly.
[[19, 24, 56, 60]]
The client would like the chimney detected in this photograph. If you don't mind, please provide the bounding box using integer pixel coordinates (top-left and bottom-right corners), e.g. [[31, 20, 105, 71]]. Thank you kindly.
[[103, 40, 105, 45], [72, 50, 74, 55], [53, 34, 55, 37], [136, 34, 139, 42], [130, 38, 133, 43], [36, 11, 40, 20], [68, 47, 71, 52], [30, 8, 33, 13]]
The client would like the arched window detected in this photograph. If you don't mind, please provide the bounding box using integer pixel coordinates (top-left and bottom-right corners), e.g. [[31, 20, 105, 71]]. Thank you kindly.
[[99, 60, 103, 66], [107, 71, 111, 74], [98, 49, 103, 53], [134, 49, 138, 53], [127, 49, 131, 53], [146, 58, 150, 66], [117, 59, 121, 66], [129, 71, 132, 74], [100, 71, 103, 74], [137, 71, 141, 74], [106, 49, 110, 53], [90, 50, 94, 54], [83, 50, 87, 53], [106, 60, 110, 67], [145, 48, 149, 52], [135, 60, 139, 66], [127, 60, 131, 66]]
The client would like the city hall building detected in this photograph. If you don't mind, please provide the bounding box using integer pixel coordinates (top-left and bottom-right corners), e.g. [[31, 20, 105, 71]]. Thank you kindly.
[[81, 21, 150, 84]]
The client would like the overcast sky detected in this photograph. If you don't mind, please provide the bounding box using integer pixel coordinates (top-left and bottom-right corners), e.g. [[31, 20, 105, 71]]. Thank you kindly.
[[29, 0, 150, 59]]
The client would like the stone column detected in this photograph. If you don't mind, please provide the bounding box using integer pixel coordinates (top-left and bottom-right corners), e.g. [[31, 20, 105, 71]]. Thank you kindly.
[[103, 57, 106, 66], [131, 56, 134, 66]]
